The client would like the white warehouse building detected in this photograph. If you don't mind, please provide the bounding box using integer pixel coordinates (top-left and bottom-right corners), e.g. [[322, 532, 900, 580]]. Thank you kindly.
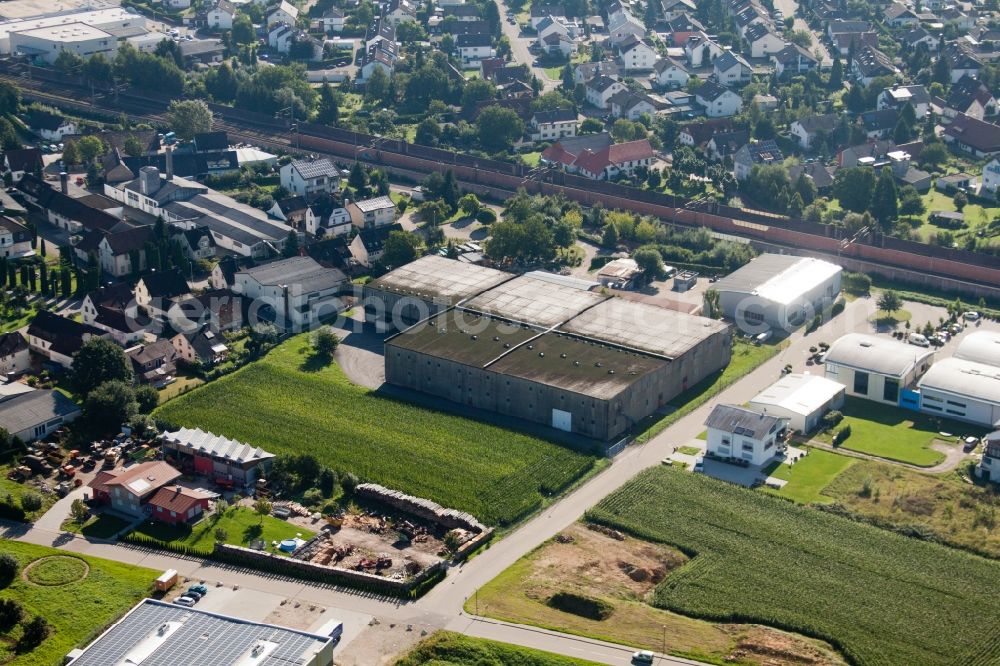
[[711, 254, 842, 333], [10, 23, 116, 64], [824, 333, 935, 407], [749, 373, 846, 433], [0, 6, 146, 56], [916, 330, 1000, 427]]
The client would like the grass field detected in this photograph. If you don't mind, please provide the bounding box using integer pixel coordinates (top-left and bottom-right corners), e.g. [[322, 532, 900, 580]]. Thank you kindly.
[[395, 631, 604, 666], [130, 507, 312, 556], [155, 335, 598, 526], [811, 397, 970, 467], [587, 467, 1000, 666], [823, 459, 1000, 559], [0, 540, 155, 666], [914, 189, 1000, 241], [764, 447, 856, 504]]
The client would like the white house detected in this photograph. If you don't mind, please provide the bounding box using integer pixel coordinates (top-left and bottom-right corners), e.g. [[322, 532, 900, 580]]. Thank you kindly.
[[0, 216, 32, 259], [713, 50, 752, 86], [309, 207, 352, 237], [745, 23, 785, 59], [234, 256, 347, 330], [685, 33, 723, 67], [704, 404, 787, 466], [771, 44, 819, 77], [695, 82, 743, 117], [652, 58, 690, 89], [750, 373, 846, 433], [790, 114, 840, 150], [824, 333, 935, 406], [267, 24, 297, 53], [267, 0, 299, 27], [348, 196, 397, 229], [733, 140, 783, 180], [607, 10, 645, 45], [202, 0, 235, 30], [28, 111, 76, 142], [530, 109, 578, 142], [609, 91, 664, 121], [982, 158, 1000, 194], [586, 75, 626, 109], [877, 85, 930, 119], [618, 37, 657, 72], [456, 33, 494, 66], [280, 157, 341, 198], [314, 8, 344, 33], [0, 332, 29, 377]]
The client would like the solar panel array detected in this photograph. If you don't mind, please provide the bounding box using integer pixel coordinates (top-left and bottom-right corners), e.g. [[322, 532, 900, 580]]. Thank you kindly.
[[70, 600, 329, 666]]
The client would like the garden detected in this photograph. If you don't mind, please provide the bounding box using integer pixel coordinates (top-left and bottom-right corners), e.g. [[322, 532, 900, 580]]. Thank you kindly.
[[585, 468, 1000, 666], [0, 540, 154, 666], [763, 447, 856, 504], [155, 334, 599, 526]]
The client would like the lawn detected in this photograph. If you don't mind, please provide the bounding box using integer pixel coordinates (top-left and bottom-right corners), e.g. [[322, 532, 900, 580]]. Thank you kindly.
[[823, 459, 1000, 559], [586, 468, 1000, 666], [0, 540, 155, 666], [764, 447, 855, 504], [60, 513, 132, 540], [914, 189, 1000, 241], [811, 397, 975, 466], [676, 446, 702, 456], [130, 507, 312, 557], [0, 471, 56, 522], [155, 335, 598, 526], [521, 151, 542, 166], [396, 631, 604, 666]]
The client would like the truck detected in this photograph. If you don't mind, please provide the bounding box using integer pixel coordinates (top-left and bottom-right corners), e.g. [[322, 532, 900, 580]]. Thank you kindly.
[[154, 569, 178, 592]]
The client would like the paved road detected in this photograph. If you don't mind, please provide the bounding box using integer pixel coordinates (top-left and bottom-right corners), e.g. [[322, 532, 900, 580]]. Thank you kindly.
[[773, 0, 832, 66], [496, 0, 560, 91]]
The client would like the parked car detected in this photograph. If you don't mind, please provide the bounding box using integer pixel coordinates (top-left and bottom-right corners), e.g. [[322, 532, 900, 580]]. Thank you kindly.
[[185, 591, 203, 602], [949, 323, 963, 334], [173, 596, 196, 607], [908, 333, 930, 347], [632, 651, 655, 664], [964, 436, 980, 452], [963, 311, 981, 322], [188, 584, 208, 596], [694, 457, 705, 473]]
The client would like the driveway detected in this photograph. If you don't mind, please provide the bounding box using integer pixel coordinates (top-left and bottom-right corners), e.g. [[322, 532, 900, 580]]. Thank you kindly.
[[772, 0, 832, 66], [495, 0, 560, 91]]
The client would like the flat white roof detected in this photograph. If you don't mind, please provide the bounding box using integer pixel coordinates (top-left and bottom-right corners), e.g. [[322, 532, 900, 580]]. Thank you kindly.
[[824, 333, 934, 378], [0, 7, 142, 41], [918, 357, 1000, 406], [714, 254, 842, 306], [954, 330, 1000, 368], [750, 373, 845, 416], [12, 21, 110, 41]]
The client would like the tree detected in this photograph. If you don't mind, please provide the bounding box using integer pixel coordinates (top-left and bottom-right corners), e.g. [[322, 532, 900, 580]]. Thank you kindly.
[[232, 12, 255, 44], [0, 553, 16, 588], [76, 135, 106, 164], [61, 140, 80, 165], [877, 290, 903, 319], [440, 169, 460, 212], [167, 99, 212, 141], [318, 467, 337, 498], [316, 82, 339, 125], [828, 54, 843, 89], [253, 498, 272, 523], [85, 380, 138, 429], [871, 168, 898, 229], [833, 167, 876, 213], [485, 217, 556, 264], [70, 499, 89, 524], [382, 230, 421, 268], [954, 190, 968, 211], [17, 616, 49, 652], [476, 105, 525, 152], [348, 162, 367, 196], [214, 527, 229, 543], [282, 229, 299, 258], [846, 83, 866, 113], [364, 66, 391, 104], [19, 491, 41, 513], [60, 267, 72, 298], [633, 246, 664, 278], [601, 222, 619, 248], [312, 327, 340, 358], [793, 172, 817, 205], [0, 81, 20, 116], [0, 599, 22, 633], [920, 141, 948, 169], [71, 338, 133, 397], [704, 288, 721, 319], [459, 193, 481, 217], [932, 54, 951, 85], [415, 117, 441, 146], [899, 186, 926, 216], [893, 116, 913, 144], [461, 77, 496, 112], [135, 384, 160, 414]]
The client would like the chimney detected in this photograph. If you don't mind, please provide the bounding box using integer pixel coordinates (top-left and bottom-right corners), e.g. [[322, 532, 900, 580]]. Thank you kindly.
[[59, 172, 68, 194], [165, 146, 173, 181]]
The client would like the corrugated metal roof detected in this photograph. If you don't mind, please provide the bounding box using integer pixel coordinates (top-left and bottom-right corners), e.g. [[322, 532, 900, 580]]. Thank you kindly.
[[161, 427, 274, 464], [824, 333, 934, 377]]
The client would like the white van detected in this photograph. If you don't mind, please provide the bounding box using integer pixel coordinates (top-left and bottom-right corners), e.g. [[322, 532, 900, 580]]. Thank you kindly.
[[908, 333, 930, 347]]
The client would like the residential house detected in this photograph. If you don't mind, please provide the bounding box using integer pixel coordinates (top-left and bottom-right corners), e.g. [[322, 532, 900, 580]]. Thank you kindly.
[[135, 268, 191, 320], [385, 0, 417, 26], [536, 16, 570, 42], [661, 0, 697, 21], [234, 256, 347, 329], [981, 158, 1000, 194], [939, 7, 973, 30], [269, 196, 314, 231], [831, 31, 879, 57], [902, 27, 939, 51], [199, 0, 235, 30], [745, 23, 784, 58], [541, 133, 615, 169], [314, 7, 344, 33], [445, 4, 482, 21], [679, 118, 735, 147], [652, 57, 690, 88], [349, 223, 402, 267], [936, 171, 977, 194], [179, 38, 228, 65], [89, 460, 182, 517], [704, 403, 786, 466], [734, 5, 766, 37], [126, 340, 177, 387], [977, 431, 1000, 483], [828, 20, 872, 41], [348, 196, 397, 229], [707, 129, 750, 161], [852, 46, 899, 85], [529, 2, 565, 29], [171, 327, 230, 367], [685, 33, 723, 67], [575, 61, 620, 86], [791, 114, 840, 150], [98, 225, 155, 278], [3, 148, 43, 183], [81, 283, 147, 346], [0, 216, 31, 259], [210, 255, 253, 291], [771, 44, 818, 77], [733, 140, 783, 180], [943, 114, 1000, 157], [610, 91, 666, 121], [713, 50, 752, 86], [664, 13, 705, 46], [943, 42, 982, 83], [147, 485, 214, 524], [530, 109, 578, 141], [884, 2, 919, 28], [788, 161, 835, 191], [267, 24, 298, 53], [858, 109, 900, 139], [267, 0, 299, 27], [360, 44, 395, 80], [27, 310, 106, 369], [172, 226, 216, 261], [0, 332, 29, 376], [586, 75, 626, 109], [943, 77, 997, 121], [167, 289, 242, 335], [541, 32, 575, 57], [607, 7, 646, 45], [311, 207, 352, 237], [160, 426, 275, 487], [0, 390, 80, 442], [570, 139, 655, 180], [279, 158, 340, 199], [877, 85, 931, 119], [695, 81, 743, 117], [618, 36, 657, 71], [457, 33, 494, 65], [27, 110, 76, 142], [365, 17, 397, 50]]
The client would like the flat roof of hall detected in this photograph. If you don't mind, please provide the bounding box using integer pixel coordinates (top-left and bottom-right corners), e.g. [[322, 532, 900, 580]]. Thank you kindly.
[[365, 255, 512, 304], [462, 273, 608, 327]]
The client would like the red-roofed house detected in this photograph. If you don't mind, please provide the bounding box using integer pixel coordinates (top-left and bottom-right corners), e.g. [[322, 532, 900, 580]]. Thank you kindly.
[[147, 485, 214, 524], [88, 461, 182, 518], [572, 140, 655, 179]]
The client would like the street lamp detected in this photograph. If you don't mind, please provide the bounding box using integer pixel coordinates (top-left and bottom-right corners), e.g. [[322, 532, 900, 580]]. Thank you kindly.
[[661, 624, 666, 662]]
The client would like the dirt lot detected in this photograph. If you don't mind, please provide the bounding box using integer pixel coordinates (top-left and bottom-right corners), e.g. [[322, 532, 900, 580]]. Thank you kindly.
[[475, 523, 847, 665], [297, 512, 445, 581]]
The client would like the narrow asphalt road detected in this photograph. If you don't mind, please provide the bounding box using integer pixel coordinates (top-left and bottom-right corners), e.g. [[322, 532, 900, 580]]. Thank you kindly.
[[496, 0, 560, 91]]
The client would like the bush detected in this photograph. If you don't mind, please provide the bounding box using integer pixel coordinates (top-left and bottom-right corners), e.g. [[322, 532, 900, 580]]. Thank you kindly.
[[302, 488, 323, 506], [831, 299, 845, 316], [0, 598, 22, 632], [476, 208, 497, 224], [547, 591, 615, 620], [833, 424, 852, 446], [821, 410, 844, 431], [19, 491, 42, 513], [0, 553, 17, 588], [340, 472, 359, 496], [16, 616, 49, 653], [843, 272, 872, 296]]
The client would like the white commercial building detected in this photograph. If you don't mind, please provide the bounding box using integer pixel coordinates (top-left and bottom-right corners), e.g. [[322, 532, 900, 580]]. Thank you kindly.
[[704, 403, 786, 466], [10, 23, 116, 63], [0, 6, 146, 55], [234, 256, 348, 330], [712, 254, 842, 333], [824, 333, 935, 406], [749, 373, 846, 433], [954, 330, 1000, 365], [918, 358, 1000, 427]]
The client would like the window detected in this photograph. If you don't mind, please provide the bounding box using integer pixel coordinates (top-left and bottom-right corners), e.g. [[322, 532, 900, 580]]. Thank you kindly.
[[883, 378, 899, 403], [853, 371, 869, 395], [742, 442, 754, 452]]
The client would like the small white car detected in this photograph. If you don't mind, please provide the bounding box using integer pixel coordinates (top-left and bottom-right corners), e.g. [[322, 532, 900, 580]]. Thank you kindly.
[[173, 596, 196, 607], [963, 311, 981, 321]]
